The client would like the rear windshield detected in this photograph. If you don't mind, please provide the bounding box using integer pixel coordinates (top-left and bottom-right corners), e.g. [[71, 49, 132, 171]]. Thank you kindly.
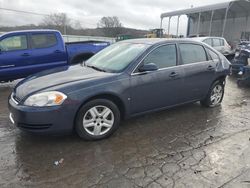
[[86, 42, 149, 73]]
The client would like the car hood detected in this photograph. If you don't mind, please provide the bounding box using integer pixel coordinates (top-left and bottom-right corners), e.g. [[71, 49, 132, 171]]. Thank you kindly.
[[14, 64, 115, 100]]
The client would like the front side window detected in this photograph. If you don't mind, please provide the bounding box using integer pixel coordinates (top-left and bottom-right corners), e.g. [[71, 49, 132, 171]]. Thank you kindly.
[[86, 42, 148, 73], [143, 44, 177, 69], [179, 43, 207, 65], [0, 35, 28, 51], [31, 34, 57, 49], [213, 39, 221, 47]]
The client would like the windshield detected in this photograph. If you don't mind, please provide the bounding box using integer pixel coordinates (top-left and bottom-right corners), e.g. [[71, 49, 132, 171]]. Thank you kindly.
[[86, 42, 149, 73]]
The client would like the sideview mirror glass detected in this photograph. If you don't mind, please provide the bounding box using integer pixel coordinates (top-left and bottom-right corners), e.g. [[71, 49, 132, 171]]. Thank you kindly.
[[139, 63, 158, 72]]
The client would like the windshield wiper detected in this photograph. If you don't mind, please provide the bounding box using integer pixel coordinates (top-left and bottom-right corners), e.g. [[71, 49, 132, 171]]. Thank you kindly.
[[86, 65, 106, 72]]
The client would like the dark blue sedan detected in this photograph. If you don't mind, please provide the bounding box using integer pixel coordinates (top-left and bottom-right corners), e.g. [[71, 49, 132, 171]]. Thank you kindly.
[[9, 39, 231, 140]]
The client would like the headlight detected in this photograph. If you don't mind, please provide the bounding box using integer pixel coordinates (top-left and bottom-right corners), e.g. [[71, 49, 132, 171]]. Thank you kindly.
[[24, 91, 67, 107]]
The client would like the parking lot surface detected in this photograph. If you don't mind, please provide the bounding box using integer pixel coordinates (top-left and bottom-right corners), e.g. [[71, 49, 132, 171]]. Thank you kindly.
[[0, 77, 250, 188]]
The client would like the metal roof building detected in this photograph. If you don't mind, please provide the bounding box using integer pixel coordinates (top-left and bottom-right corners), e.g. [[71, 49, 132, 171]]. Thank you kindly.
[[160, 0, 250, 44]]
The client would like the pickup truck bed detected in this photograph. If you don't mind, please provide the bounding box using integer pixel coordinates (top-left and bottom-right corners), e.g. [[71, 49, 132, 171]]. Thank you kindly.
[[66, 41, 109, 64]]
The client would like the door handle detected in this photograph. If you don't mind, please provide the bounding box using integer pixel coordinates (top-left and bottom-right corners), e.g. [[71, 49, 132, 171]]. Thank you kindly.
[[21, 53, 30, 57], [54, 50, 62, 53], [207, 65, 215, 71], [169, 72, 179, 78]]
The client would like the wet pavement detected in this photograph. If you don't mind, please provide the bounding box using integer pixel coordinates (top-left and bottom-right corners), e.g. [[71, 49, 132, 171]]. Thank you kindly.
[[0, 77, 250, 188]]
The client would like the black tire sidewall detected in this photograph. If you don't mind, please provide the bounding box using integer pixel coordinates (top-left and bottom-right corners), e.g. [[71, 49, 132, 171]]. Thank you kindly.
[[75, 99, 120, 140]]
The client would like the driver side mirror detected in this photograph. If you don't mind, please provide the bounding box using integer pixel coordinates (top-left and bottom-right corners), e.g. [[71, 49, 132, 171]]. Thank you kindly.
[[138, 63, 158, 72]]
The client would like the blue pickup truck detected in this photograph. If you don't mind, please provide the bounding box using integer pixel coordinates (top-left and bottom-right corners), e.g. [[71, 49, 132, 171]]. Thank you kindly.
[[0, 30, 110, 82]]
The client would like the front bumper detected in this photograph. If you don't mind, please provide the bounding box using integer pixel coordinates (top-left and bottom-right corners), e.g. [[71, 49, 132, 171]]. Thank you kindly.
[[8, 96, 77, 135]]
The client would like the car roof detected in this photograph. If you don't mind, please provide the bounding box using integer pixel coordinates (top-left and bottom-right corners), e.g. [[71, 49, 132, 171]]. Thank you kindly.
[[191, 37, 209, 42], [119, 38, 206, 45], [3, 29, 60, 35], [191, 36, 225, 42]]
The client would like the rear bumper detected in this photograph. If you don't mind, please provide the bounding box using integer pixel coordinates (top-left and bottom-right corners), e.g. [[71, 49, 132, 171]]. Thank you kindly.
[[8, 96, 76, 135]]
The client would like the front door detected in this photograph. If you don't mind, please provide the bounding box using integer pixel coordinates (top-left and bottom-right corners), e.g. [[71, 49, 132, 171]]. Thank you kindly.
[[129, 44, 185, 115], [0, 34, 31, 80]]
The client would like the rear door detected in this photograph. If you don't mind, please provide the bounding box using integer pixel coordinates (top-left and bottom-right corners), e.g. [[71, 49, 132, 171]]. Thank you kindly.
[[129, 44, 185, 115], [30, 33, 67, 71], [178, 43, 215, 101], [205, 47, 220, 83], [0, 34, 32, 80]]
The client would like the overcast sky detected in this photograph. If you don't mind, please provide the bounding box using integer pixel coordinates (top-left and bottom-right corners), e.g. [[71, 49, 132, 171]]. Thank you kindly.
[[0, 0, 230, 35]]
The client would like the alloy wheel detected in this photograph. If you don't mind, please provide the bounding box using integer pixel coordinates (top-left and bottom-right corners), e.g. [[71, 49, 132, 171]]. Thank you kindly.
[[83, 105, 114, 136], [210, 85, 223, 106]]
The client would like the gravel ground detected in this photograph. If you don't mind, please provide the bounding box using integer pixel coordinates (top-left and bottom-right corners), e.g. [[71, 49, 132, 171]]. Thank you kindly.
[[0, 77, 250, 188]]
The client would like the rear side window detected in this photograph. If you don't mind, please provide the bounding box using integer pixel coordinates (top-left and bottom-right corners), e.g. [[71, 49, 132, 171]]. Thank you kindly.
[[179, 43, 207, 65], [143, 44, 177, 69], [207, 48, 219, 61], [213, 39, 221, 47], [31, 34, 57, 49], [0, 35, 27, 51], [203, 38, 212, 46]]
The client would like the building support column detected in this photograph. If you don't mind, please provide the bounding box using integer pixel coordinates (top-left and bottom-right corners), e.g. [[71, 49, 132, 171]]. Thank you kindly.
[[160, 18, 163, 38], [209, 10, 214, 36], [186, 16, 191, 37], [168, 17, 172, 35], [176, 16, 180, 36], [222, 7, 229, 37], [197, 12, 201, 36], [245, 14, 249, 39], [160, 18, 163, 30]]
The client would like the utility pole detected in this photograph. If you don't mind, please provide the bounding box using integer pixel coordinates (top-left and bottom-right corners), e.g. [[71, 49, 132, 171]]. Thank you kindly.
[[64, 24, 67, 35]]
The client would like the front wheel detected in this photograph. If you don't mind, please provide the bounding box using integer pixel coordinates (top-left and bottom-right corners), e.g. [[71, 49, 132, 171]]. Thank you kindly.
[[200, 81, 224, 107], [75, 99, 120, 140]]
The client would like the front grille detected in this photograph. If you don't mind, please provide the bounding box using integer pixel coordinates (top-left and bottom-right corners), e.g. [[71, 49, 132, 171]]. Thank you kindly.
[[17, 123, 52, 130]]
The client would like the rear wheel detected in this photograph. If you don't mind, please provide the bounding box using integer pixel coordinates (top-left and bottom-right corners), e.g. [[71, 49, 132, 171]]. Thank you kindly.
[[200, 81, 224, 107], [75, 99, 120, 140]]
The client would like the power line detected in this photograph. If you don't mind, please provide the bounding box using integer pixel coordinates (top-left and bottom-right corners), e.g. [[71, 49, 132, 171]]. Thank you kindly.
[[0, 7, 49, 16], [0, 7, 97, 27]]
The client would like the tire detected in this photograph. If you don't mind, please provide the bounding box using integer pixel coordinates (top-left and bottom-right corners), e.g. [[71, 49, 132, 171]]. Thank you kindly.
[[75, 99, 120, 140], [200, 81, 224, 107]]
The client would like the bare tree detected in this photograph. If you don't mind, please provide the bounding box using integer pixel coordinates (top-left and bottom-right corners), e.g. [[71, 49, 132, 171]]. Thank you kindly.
[[41, 13, 71, 34], [97, 16, 123, 37], [73, 20, 83, 30]]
